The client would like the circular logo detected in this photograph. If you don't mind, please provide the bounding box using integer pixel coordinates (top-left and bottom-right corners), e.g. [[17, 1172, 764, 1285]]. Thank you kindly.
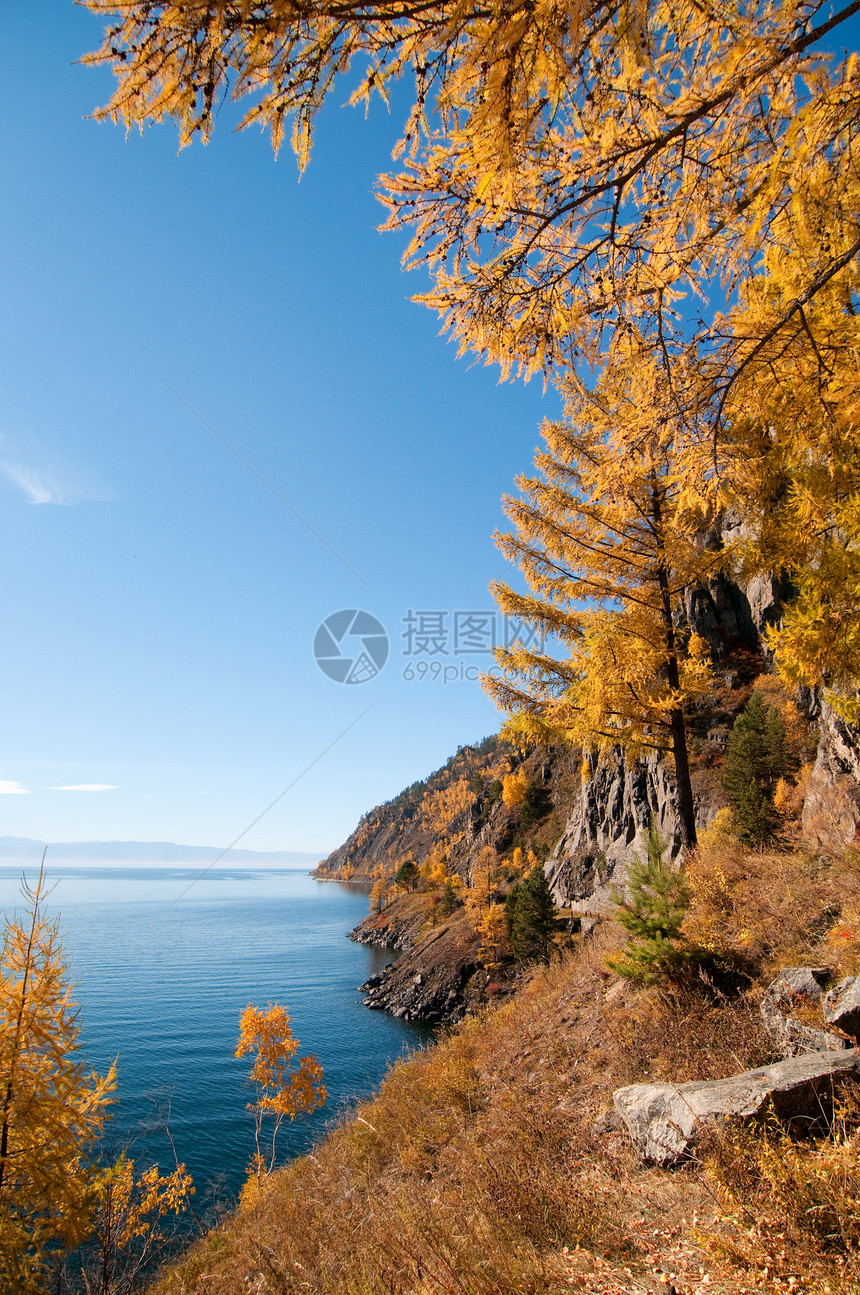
[[313, 609, 389, 685]]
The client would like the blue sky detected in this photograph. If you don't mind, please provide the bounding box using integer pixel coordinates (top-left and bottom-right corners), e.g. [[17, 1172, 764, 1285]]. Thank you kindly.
[[0, 3, 555, 855]]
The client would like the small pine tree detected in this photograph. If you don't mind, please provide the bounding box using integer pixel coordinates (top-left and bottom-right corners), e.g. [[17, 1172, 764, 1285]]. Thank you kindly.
[[394, 860, 418, 892], [722, 691, 795, 843], [607, 825, 690, 981], [439, 879, 459, 918], [505, 864, 557, 962]]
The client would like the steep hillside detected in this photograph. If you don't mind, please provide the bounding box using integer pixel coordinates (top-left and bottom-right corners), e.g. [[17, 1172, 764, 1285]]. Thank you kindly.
[[317, 557, 838, 922], [153, 830, 860, 1295], [314, 734, 583, 886], [148, 585, 860, 1294]]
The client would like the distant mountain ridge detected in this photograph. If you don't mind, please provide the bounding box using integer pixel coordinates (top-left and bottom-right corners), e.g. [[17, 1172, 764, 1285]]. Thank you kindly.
[[0, 837, 322, 866]]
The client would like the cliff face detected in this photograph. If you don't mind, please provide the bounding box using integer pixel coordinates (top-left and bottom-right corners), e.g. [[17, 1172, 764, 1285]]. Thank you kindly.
[[803, 700, 860, 855], [546, 565, 790, 908]]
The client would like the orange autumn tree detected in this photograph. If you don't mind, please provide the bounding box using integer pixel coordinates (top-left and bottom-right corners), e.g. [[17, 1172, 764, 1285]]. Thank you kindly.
[[0, 863, 116, 1294], [235, 1004, 326, 1183], [81, 1152, 193, 1295]]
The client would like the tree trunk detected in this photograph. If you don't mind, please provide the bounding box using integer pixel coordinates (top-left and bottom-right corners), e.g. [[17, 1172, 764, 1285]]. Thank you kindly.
[[652, 484, 698, 849], [669, 706, 698, 849]]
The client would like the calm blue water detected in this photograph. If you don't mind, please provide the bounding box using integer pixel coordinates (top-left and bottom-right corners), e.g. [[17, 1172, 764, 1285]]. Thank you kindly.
[[0, 866, 428, 1204]]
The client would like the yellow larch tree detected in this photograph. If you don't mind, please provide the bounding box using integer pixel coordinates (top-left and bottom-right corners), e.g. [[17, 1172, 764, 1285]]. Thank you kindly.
[[84, 3, 860, 403], [369, 878, 387, 913], [717, 159, 860, 715], [486, 342, 717, 847], [475, 904, 510, 966], [501, 770, 529, 808], [427, 851, 449, 886], [0, 863, 116, 1294], [464, 845, 498, 932]]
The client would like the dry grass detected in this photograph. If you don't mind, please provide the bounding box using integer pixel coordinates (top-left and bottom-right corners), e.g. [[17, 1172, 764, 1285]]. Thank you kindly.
[[699, 1094, 860, 1293], [148, 838, 860, 1295], [684, 834, 859, 979]]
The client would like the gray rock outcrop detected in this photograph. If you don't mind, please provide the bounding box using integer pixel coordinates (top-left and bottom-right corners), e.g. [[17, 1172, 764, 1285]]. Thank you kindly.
[[760, 967, 844, 1057], [545, 751, 681, 908], [613, 1050, 860, 1167], [824, 976, 860, 1041], [803, 703, 860, 854]]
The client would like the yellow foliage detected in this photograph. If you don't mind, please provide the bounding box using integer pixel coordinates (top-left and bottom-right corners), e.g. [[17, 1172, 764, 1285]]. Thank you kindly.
[[464, 849, 499, 933], [684, 834, 842, 973], [428, 853, 449, 886], [86, 1, 858, 405], [85, 2, 860, 717], [369, 879, 386, 913], [87, 1152, 193, 1286], [695, 807, 738, 854], [487, 343, 717, 846], [236, 1004, 325, 1174], [0, 863, 116, 1294], [475, 903, 510, 965], [720, 190, 860, 711], [419, 779, 472, 832], [501, 771, 529, 808]]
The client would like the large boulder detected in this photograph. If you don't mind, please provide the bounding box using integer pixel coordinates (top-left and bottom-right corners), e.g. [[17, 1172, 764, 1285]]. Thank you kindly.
[[760, 967, 844, 1057], [613, 1051, 860, 1167], [824, 976, 860, 1041]]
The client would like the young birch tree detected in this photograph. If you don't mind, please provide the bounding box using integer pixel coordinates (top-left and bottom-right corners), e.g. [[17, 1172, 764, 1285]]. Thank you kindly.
[[0, 863, 116, 1294], [486, 344, 717, 847], [235, 1004, 326, 1188]]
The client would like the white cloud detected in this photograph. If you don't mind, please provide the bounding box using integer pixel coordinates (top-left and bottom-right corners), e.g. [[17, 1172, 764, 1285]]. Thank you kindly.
[[0, 780, 29, 795], [50, 784, 116, 792], [0, 463, 70, 505]]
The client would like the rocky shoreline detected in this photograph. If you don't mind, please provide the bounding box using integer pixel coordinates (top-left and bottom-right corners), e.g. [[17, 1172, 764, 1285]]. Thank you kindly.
[[350, 900, 519, 1023]]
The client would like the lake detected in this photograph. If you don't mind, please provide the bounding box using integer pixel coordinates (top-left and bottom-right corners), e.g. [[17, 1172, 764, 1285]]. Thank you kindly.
[[0, 864, 429, 1205]]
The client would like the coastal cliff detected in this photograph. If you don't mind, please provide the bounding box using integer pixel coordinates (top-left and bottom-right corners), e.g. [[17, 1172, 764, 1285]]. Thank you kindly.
[[315, 561, 860, 1033]]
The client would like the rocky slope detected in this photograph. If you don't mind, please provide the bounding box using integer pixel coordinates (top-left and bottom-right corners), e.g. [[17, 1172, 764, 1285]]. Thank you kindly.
[[350, 897, 520, 1023], [314, 734, 581, 885], [317, 566, 791, 913]]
